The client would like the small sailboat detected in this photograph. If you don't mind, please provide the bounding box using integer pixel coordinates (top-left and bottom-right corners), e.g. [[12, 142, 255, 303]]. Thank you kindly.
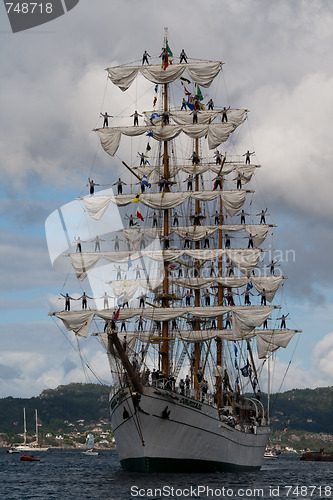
[[82, 433, 99, 456], [13, 408, 49, 452]]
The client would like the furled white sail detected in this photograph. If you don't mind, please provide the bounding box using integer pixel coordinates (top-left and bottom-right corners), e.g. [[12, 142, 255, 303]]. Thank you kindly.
[[51, 305, 277, 337], [103, 276, 282, 299], [82, 190, 246, 220], [107, 62, 222, 91], [95, 122, 239, 157], [135, 161, 247, 186], [256, 329, 298, 358], [251, 276, 283, 302], [144, 109, 246, 127], [232, 306, 275, 339], [135, 163, 260, 182], [68, 247, 261, 280], [54, 311, 94, 338]]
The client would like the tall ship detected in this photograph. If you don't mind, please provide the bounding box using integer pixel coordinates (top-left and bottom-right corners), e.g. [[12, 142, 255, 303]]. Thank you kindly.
[[47, 31, 300, 472]]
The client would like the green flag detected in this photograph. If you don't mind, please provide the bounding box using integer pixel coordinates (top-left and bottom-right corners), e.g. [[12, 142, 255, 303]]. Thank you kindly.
[[166, 42, 173, 57], [197, 85, 204, 101]]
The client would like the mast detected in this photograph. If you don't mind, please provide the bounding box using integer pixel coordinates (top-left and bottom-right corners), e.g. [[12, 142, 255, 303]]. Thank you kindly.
[[193, 136, 201, 390], [23, 407, 27, 445], [160, 28, 170, 377], [35, 409, 38, 445], [216, 184, 224, 407], [267, 355, 271, 424]]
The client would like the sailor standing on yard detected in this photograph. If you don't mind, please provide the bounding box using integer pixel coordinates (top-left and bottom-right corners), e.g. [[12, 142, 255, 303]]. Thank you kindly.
[[184, 174, 193, 191], [181, 98, 187, 110], [221, 106, 230, 122], [113, 178, 127, 195], [75, 236, 84, 253], [173, 211, 179, 226], [100, 111, 113, 128], [243, 150, 255, 164], [88, 178, 99, 195], [267, 259, 279, 275], [235, 172, 244, 189], [190, 108, 200, 124], [138, 152, 147, 166], [237, 209, 249, 224], [260, 288, 267, 306], [61, 293, 75, 311], [113, 235, 120, 251], [78, 292, 92, 310], [179, 49, 188, 63], [277, 313, 289, 329], [203, 289, 211, 306], [209, 261, 216, 277], [214, 150, 222, 165], [190, 151, 200, 165], [142, 50, 151, 65], [257, 209, 267, 224], [139, 293, 145, 308], [207, 99, 214, 110], [203, 231, 210, 249], [131, 110, 143, 126], [103, 292, 111, 309]]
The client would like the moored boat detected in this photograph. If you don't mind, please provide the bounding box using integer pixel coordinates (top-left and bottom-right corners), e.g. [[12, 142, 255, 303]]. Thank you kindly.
[[13, 408, 49, 452], [300, 450, 333, 462], [20, 454, 40, 462]]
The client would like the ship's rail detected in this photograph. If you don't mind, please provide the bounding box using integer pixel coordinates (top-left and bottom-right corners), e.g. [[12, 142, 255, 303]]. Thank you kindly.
[[109, 375, 267, 432]]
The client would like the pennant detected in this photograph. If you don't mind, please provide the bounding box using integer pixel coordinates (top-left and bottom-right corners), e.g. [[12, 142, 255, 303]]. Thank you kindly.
[[168, 262, 179, 273], [166, 42, 173, 57], [197, 85, 204, 101], [180, 76, 191, 84], [241, 364, 250, 377], [132, 221, 141, 233], [183, 84, 192, 96], [247, 282, 254, 290], [150, 112, 161, 123], [153, 96, 157, 107], [141, 175, 151, 189], [186, 95, 194, 110], [117, 293, 125, 307], [115, 307, 120, 320], [136, 210, 144, 222], [154, 84, 158, 93], [131, 193, 141, 203], [146, 130, 154, 138]]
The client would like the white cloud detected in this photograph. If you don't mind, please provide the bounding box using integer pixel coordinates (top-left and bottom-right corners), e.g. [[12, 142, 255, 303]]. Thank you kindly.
[[313, 331, 333, 379]]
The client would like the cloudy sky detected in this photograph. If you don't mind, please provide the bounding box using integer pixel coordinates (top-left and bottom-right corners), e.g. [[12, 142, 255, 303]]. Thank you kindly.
[[1, 0, 333, 398]]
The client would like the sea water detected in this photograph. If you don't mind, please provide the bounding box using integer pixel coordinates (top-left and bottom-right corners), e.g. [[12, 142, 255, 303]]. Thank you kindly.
[[0, 449, 332, 499]]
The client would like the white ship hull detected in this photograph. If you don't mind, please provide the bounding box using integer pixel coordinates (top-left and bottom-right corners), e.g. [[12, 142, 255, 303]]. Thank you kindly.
[[110, 386, 269, 472]]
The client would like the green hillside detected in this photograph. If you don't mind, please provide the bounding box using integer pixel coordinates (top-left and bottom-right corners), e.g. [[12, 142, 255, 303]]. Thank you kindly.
[[269, 386, 333, 434], [0, 383, 110, 435], [0, 383, 332, 437]]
